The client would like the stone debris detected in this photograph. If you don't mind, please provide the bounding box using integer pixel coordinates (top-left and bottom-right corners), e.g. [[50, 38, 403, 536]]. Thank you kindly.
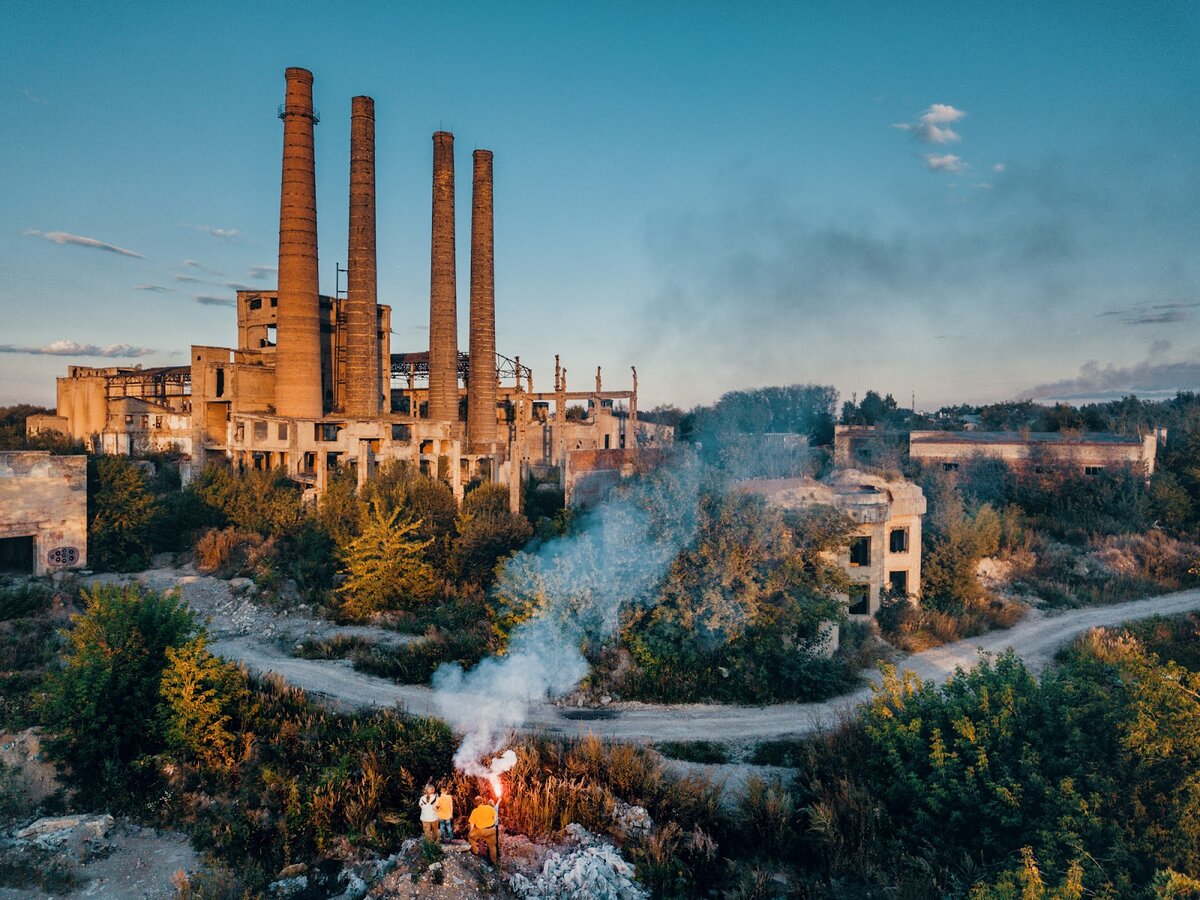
[[14, 813, 113, 854], [507, 824, 647, 900], [267, 873, 309, 897], [611, 799, 653, 838]]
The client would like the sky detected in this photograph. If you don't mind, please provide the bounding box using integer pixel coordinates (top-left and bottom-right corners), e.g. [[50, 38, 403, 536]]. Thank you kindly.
[[1, 1, 1198, 411]]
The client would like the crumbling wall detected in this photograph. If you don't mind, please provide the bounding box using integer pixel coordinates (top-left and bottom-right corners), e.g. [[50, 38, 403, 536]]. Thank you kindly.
[[0, 452, 87, 574]]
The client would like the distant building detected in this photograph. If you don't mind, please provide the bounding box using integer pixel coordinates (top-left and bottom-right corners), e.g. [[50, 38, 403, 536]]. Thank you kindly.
[[908, 429, 1163, 477], [0, 452, 87, 576], [738, 468, 926, 619]]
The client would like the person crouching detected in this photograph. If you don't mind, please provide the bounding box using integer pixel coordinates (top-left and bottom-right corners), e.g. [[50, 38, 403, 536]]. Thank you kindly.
[[468, 795, 499, 864], [418, 783, 439, 843]]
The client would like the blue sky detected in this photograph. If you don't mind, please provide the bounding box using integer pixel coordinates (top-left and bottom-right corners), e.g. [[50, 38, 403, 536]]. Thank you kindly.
[[2, 1, 1197, 410]]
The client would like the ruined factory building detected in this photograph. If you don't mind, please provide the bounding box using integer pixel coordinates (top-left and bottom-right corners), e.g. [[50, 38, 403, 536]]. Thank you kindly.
[[30, 67, 671, 507], [907, 429, 1162, 477], [738, 469, 926, 627], [0, 452, 87, 576]]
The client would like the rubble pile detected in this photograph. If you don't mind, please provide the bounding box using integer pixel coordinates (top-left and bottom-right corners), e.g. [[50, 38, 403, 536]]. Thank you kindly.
[[507, 824, 647, 900]]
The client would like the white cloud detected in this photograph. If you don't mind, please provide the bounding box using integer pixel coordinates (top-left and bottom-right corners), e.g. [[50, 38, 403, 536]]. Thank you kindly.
[[195, 295, 235, 307], [24, 230, 144, 258], [924, 153, 967, 174], [992, 163, 1007, 173], [0, 340, 155, 357], [247, 264, 276, 280], [893, 103, 967, 144], [921, 103, 966, 125]]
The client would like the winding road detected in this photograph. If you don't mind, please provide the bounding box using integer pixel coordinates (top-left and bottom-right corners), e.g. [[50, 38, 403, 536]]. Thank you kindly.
[[209, 588, 1200, 744]]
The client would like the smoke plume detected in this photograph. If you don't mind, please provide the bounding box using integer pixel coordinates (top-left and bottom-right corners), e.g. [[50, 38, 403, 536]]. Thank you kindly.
[[432, 451, 703, 775]]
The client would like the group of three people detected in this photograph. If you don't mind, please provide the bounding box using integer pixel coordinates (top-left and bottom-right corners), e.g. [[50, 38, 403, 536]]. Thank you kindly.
[[418, 783, 500, 864]]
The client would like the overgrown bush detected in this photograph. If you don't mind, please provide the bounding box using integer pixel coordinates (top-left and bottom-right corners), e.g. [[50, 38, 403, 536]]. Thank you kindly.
[[40, 584, 195, 808]]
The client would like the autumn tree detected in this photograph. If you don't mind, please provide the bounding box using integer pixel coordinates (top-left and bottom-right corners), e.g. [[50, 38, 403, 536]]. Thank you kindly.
[[337, 502, 437, 619], [161, 634, 248, 771]]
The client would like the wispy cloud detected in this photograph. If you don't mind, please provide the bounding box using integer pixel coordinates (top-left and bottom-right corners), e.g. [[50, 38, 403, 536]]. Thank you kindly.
[[1099, 301, 1200, 326], [181, 259, 225, 276], [135, 283, 171, 293], [247, 264, 277, 280], [174, 273, 202, 284], [195, 295, 235, 307], [187, 224, 240, 240], [222, 281, 253, 291], [992, 163, 1007, 174], [924, 153, 966, 174], [0, 340, 155, 358], [21, 88, 48, 105], [24, 230, 144, 258], [894, 103, 966, 144]]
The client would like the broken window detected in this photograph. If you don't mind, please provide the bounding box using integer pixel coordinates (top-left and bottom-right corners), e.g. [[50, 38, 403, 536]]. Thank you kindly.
[[266, 324, 277, 346], [889, 527, 909, 553], [1084, 465, 1104, 476], [848, 584, 870, 615], [392, 424, 412, 441], [277, 423, 288, 440], [942, 462, 959, 472], [154, 416, 163, 430], [889, 570, 909, 596], [253, 421, 268, 441], [248, 297, 263, 311], [270, 297, 278, 307], [0, 536, 35, 573], [604, 434, 611, 449], [849, 536, 871, 567], [215, 368, 225, 398]]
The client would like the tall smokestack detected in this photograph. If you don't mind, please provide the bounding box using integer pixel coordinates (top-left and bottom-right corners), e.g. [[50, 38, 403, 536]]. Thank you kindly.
[[345, 95, 380, 417], [275, 67, 323, 420], [428, 131, 459, 424], [467, 149, 498, 447]]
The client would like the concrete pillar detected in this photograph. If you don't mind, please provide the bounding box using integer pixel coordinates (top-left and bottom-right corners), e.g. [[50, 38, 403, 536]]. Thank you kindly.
[[275, 67, 324, 420], [467, 149, 498, 448], [428, 131, 459, 423], [345, 96, 380, 418], [356, 440, 373, 490]]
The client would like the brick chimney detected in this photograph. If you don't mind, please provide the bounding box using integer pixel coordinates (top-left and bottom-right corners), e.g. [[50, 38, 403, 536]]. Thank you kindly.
[[274, 67, 323, 419], [344, 95, 380, 417], [428, 131, 459, 424], [467, 149, 498, 447]]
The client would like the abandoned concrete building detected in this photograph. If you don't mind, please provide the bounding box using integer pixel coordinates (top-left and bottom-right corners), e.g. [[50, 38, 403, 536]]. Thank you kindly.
[[0, 452, 87, 575], [29, 68, 670, 508], [907, 429, 1162, 477], [739, 469, 926, 619], [833, 425, 1163, 478]]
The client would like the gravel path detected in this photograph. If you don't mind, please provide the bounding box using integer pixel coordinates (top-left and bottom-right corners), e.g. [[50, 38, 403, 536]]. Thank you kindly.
[[204, 586, 1200, 743]]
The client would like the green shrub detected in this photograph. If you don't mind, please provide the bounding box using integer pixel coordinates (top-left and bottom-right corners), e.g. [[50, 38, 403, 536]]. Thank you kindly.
[[40, 583, 194, 808]]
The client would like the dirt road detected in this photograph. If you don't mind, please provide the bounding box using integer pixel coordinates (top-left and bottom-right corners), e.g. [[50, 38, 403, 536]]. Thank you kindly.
[[208, 587, 1200, 744]]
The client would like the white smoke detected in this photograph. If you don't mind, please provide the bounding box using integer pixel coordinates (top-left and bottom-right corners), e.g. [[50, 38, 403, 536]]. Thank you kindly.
[[432, 451, 703, 775]]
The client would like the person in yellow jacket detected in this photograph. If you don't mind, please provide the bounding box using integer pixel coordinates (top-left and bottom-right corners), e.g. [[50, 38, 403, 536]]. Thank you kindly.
[[468, 795, 499, 864], [435, 782, 454, 842]]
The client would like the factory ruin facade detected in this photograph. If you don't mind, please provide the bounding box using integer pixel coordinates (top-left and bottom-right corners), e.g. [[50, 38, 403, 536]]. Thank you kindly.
[[30, 67, 671, 508]]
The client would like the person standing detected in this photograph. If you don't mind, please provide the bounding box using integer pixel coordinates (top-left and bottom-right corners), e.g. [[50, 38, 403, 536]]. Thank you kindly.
[[436, 782, 455, 842], [468, 795, 499, 864], [418, 783, 439, 843]]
